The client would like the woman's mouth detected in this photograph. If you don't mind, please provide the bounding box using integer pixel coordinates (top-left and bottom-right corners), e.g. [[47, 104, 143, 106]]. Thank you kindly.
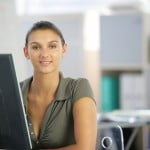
[[40, 61, 52, 66]]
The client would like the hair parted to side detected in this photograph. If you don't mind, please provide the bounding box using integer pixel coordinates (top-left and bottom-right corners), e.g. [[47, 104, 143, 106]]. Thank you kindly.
[[25, 21, 65, 47]]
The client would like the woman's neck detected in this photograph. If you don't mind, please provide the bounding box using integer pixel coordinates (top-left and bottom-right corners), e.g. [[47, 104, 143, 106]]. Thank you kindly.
[[30, 72, 60, 98]]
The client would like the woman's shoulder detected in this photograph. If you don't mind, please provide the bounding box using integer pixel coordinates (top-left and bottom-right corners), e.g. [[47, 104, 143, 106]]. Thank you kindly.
[[62, 76, 91, 91], [61, 76, 94, 103], [64, 76, 89, 85]]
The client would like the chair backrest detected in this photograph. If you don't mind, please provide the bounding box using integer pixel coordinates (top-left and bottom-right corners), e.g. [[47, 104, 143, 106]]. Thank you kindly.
[[96, 124, 124, 150]]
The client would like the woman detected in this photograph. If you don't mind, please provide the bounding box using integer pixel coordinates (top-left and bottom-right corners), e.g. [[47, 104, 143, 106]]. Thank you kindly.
[[21, 21, 97, 150]]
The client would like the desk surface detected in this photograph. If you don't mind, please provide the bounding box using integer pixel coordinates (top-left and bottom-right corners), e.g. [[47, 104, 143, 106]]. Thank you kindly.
[[99, 121, 148, 128], [98, 109, 150, 128]]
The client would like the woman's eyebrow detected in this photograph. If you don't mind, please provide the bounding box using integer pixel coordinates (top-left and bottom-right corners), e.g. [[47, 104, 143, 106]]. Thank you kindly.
[[29, 42, 40, 45]]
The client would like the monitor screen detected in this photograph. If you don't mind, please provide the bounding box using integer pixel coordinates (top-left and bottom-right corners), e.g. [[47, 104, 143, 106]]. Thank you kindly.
[[0, 54, 32, 150]]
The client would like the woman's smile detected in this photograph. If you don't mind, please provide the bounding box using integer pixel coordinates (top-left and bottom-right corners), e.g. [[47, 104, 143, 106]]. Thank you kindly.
[[39, 60, 52, 66]]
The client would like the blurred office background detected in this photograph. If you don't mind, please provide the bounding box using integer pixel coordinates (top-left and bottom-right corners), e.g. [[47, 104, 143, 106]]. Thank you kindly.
[[1, 0, 150, 112]]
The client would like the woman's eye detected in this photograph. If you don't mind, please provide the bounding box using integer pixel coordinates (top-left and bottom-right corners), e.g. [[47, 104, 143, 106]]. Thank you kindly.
[[49, 45, 57, 49], [32, 46, 40, 50]]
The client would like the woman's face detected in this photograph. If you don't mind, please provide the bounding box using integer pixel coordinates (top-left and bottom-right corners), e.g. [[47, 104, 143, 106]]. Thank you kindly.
[[24, 29, 67, 75]]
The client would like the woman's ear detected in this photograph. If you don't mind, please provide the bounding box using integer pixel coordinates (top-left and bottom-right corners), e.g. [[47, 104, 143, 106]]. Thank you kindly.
[[62, 43, 68, 57], [23, 47, 30, 59]]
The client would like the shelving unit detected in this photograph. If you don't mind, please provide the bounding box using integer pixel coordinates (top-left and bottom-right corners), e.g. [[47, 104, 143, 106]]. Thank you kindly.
[[99, 12, 150, 112]]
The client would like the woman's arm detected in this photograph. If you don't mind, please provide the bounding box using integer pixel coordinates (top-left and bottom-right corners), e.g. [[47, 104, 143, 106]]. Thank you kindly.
[[47, 97, 97, 150]]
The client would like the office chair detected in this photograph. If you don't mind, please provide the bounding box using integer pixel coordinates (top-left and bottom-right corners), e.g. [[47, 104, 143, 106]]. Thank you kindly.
[[96, 124, 124, 150]]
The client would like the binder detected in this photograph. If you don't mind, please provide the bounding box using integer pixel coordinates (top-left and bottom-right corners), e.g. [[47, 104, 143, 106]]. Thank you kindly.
[[120, 73, 146, 109], [101, 75, 119, 112]]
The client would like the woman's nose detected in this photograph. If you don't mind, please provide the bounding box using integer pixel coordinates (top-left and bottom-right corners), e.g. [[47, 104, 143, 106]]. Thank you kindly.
[[40, 48, 51, 58]]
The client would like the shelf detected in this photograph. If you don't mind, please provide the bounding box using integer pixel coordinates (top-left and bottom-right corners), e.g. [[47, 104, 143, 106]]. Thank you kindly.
[[101, 65, 143, 72]]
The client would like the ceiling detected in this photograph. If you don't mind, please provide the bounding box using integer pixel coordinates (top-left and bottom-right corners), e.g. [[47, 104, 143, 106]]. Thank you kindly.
[[15, 0, 150, 15]]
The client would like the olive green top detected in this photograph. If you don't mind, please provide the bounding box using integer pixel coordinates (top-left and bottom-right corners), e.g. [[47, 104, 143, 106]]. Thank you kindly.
[[20, 73, 95, 149]]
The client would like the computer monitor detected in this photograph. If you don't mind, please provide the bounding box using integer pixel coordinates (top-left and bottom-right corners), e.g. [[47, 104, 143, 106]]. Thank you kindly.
[[0, 54, 32, 150]]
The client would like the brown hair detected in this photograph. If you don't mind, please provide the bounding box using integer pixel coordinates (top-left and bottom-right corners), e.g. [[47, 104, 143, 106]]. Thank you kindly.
[[25, 21, 65, 47]]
